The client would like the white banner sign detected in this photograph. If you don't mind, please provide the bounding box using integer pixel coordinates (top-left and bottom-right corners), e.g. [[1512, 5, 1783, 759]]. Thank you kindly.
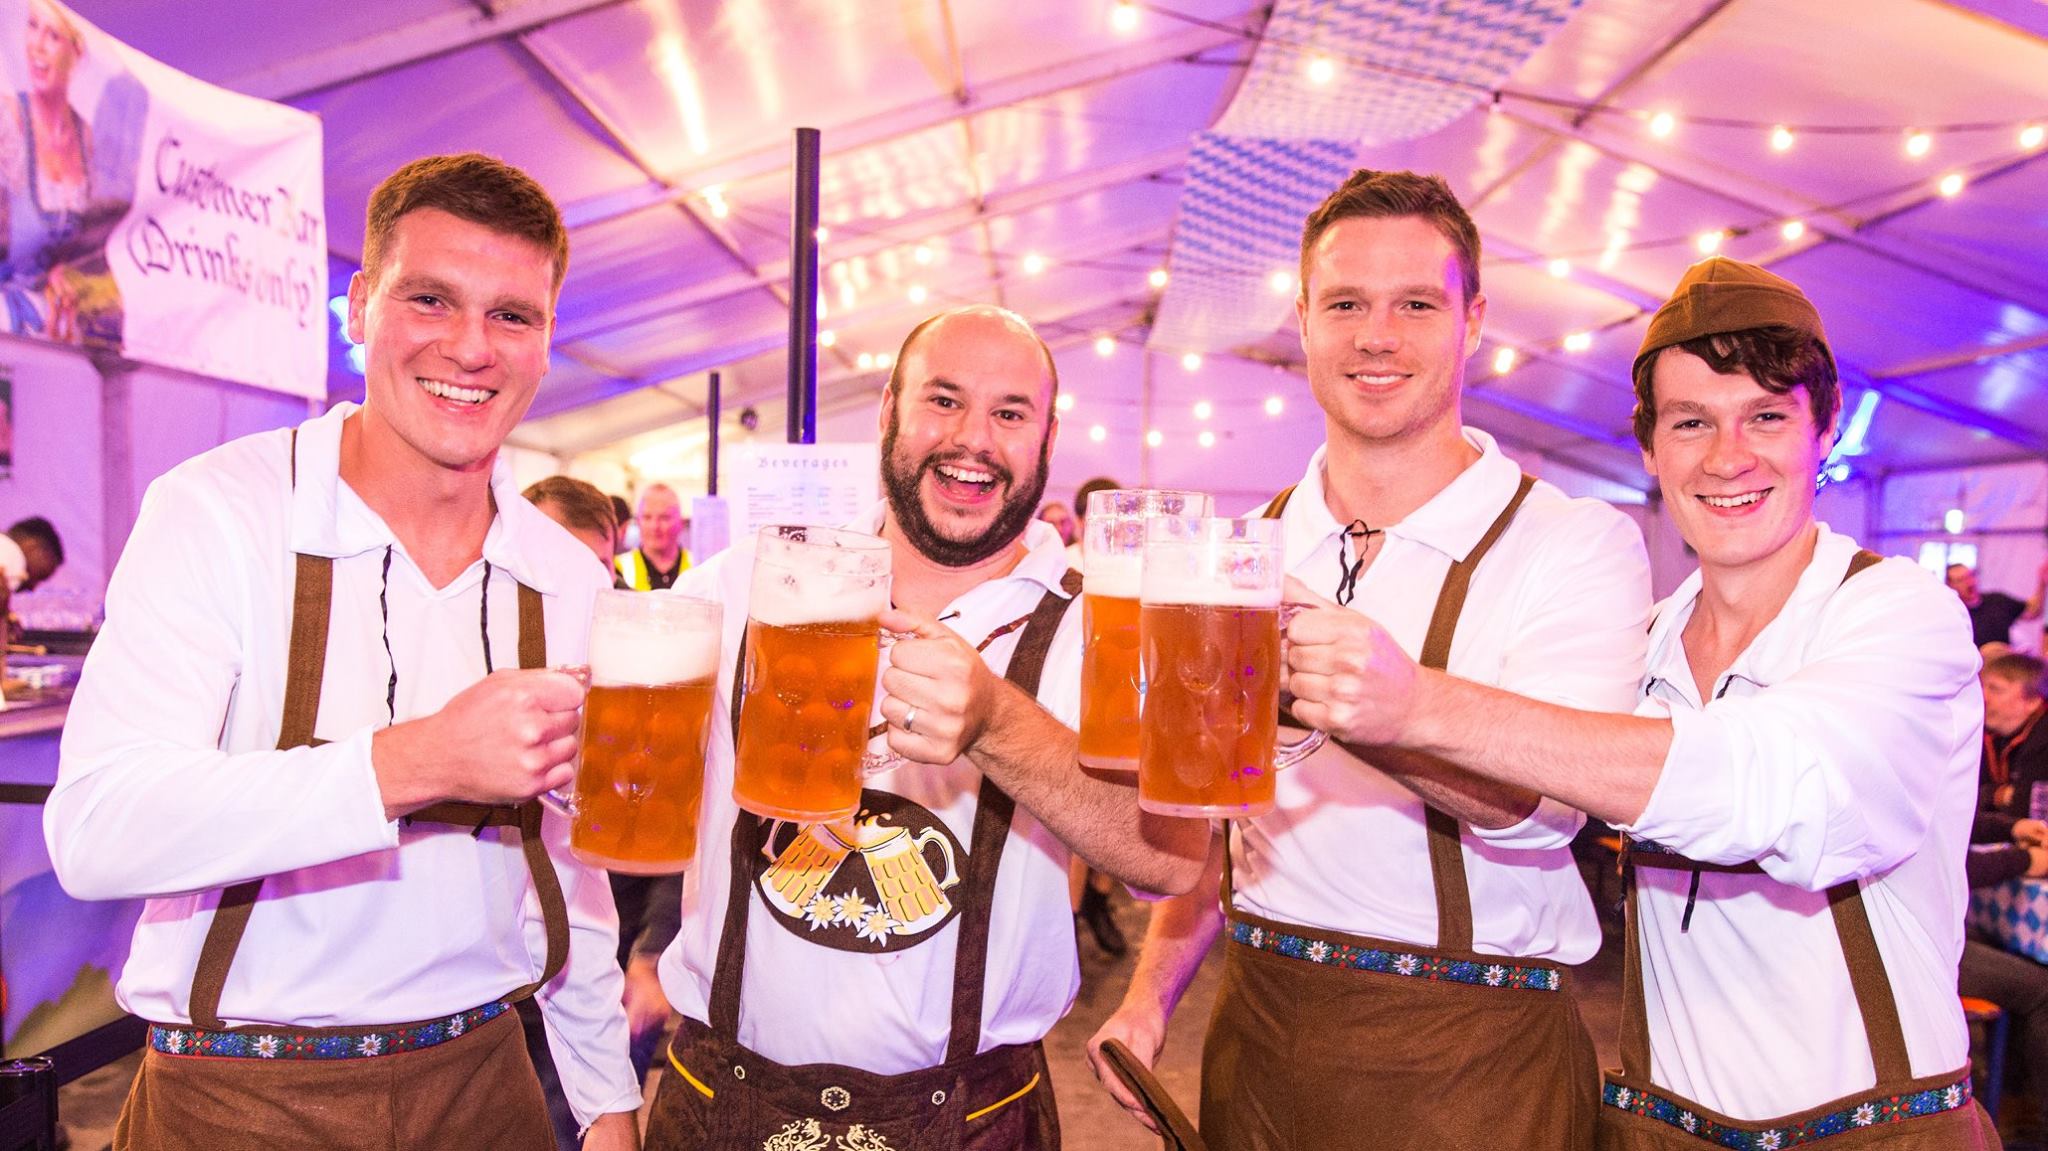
[[0, 0, 325, 397], [729, 443, 879, 543]]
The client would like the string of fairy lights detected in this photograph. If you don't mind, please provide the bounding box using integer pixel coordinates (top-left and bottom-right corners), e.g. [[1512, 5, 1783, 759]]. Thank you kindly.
[[582, 0, 2045, 458]]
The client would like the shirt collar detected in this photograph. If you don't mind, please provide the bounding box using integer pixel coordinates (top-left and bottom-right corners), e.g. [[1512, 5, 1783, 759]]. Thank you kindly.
[[848, 500, 1075, 598], [1279, 427, 1524, 566], [1645, 522, 1862, 695], [285, 402, 581, 596]]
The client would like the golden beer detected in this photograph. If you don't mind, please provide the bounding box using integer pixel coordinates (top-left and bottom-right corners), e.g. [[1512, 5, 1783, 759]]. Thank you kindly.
[[569, 589, 723, 874], [571, 679, 716, 873], [732, 525, 892, 823], [1077, 489, 1209, 771], [732, 619, 881, 822], [1077, 593, 1143, 769], [1138, 603, 1283, 817]]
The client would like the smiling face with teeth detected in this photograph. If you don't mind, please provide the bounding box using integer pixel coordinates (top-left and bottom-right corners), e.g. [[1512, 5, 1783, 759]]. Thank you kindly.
[[1295, 215, 1485, 456], [346, 207, 555, 486], [879, 309, 1056, 569], [1645, 348, 1835, 581]]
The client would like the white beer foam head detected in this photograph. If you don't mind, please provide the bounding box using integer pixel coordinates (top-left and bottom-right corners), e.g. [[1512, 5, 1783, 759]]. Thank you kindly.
[[589, 610, 720, 685], [1140, 538, 1283, 607], [749, 527, 891, 627], [1140, 579, 1282, 608], [1083, 553, 1141, 598]]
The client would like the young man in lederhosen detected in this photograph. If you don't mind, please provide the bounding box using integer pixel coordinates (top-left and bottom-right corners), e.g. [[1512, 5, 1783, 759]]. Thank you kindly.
[[1089, 169, 1653, 1149], [641, 305, 1208, 1151], [45, 154, 641, 1150], [1284, 256, 1996, 1148]]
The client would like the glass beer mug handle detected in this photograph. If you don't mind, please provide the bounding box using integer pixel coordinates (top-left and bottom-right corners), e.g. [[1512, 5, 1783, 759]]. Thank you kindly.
[[541, 787, 577, 817], [1273, 727, 1326, 768]]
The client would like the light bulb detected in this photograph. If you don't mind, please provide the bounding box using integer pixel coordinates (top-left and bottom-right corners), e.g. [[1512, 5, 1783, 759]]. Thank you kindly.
[[1269, 270, 1294, 294], [1695, 230, 1726, 256], [819, 329, 837, 348], [1145, 429, 1163, 448], [2023, 124, 2046, 151], [1094, 335, 1116, 357], [856, 352, 875, 370], [1780, 219, 1807, 242], [1264, 396, 1284, 417], [1193, 400, 1213, 420], [1088, 424, 1107, 442], [1938, 171, 1965, 198], [1547, 258, 1571, 279], [1110, 1, 1139, 33], [1769, 125, 1795, 153], [1563, 331, 1593, 353], [1148, 268, 1169, 289], [907, 284, 929, 304], [1022, 252, 1046, 276], [1905, 131, 1932, 159], [1198, 430, 1216, 448], [1055, 393, 1075, 413], [1493, 347, 1516, 374], [1307, 56, 1336, 85], [1648, 111, 1676, 139], [1181, 352, 1202, 372]]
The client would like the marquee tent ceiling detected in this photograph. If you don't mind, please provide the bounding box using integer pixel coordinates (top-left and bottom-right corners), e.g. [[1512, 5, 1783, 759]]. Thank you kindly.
[[77, 0, 2048, 494]]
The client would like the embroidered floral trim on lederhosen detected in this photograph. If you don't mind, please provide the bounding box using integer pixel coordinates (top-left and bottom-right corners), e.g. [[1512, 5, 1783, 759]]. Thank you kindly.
[[150, 1001, 512, 1061], [172, 430, 570, 1043], [1607, 550, 1980, 1143], [1221, 475, 1554, 988]]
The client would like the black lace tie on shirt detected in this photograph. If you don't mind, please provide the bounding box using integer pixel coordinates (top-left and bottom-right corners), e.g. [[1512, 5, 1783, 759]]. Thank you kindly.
[[1334, 519, 1382, 606], [381, 548, 496, 835]]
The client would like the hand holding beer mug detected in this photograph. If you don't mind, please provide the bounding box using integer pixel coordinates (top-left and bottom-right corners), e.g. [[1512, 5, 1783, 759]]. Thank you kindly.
[[1078, 489, 1211, 771], [733, 526, 892, 823], [1137, 517, 1323, 817], [569, 590, 722, 874]]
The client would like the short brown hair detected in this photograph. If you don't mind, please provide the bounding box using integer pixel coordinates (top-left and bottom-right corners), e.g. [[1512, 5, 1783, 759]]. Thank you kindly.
[[523, 476, 616, 540], [361, 153, 569, 294], [1632, 326, 1839, 449], [1299, 170, 1482, 305], [1986, 652, 2048, 701]]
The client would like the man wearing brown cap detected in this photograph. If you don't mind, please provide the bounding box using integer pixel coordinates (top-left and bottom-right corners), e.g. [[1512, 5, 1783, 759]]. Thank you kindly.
[[1285, 255, 1995, 1147]]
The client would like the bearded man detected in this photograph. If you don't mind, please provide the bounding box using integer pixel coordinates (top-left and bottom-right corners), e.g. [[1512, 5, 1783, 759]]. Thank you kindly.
[[640, 305, 1206, 1151]]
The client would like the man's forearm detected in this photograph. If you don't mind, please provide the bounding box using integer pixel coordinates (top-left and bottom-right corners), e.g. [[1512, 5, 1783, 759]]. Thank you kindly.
[[1338, 743, 1542, 829], [1123, 839, 1227, 1017], [966, 684, 1208, 894], [1405, 669, 1672, 827]]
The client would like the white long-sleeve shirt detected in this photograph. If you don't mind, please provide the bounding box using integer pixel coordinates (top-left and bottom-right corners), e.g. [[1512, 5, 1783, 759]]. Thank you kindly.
[[656, 510, 1088, 1073], [1618, 525, 1980, 1119], [45, 403, 639, 1125], [1231, 431, 1652, 963]]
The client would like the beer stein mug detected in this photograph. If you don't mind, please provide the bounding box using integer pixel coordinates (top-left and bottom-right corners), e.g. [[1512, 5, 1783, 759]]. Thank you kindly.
[[1078, 489, 1211, 771], [758, 821, 856, 919], [1137, 517, 1323, 817], [732, 525, 892, 823], [855, 823, 961, 935], [569, 590, 722, 874]]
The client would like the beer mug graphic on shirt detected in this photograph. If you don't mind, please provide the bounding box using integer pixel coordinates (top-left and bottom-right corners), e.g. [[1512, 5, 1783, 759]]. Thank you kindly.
[[758, 822, 855, 919], [856, 823, 961, 935]]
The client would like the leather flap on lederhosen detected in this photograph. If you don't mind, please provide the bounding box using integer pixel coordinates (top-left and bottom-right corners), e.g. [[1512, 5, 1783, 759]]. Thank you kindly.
[[1098, 1040, 1206, 1151]]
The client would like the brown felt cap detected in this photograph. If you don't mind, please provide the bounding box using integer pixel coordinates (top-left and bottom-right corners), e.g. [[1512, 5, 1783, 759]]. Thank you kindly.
[[1633, 256, 1834, 380]]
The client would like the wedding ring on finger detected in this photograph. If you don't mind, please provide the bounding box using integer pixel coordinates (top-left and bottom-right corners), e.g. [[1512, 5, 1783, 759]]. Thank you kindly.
[[902, 706, 919, 734]]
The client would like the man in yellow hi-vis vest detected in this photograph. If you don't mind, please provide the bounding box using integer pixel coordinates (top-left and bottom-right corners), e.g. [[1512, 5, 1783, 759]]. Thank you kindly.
[[616, 483, 691, 590]]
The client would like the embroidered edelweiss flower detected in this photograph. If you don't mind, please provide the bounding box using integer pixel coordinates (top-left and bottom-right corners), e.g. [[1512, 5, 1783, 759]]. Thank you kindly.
[[1248, 927, 1265, 948], [1942, 1085, 1963, 1108], [1759, 1130, 1782, 1150], [357, 1034, 384, 1057], [1394, 954, 1421, 976], [1680, 1112, 1697, 1133], [254, 1035, 281, 1058], [1484, 965, 1507, 986], [836, 892, 871, 926], [857, 909, 893, 945], [1307, 941, 1331, 963], [164, 1030, 189, 1054], [1613, 1088, 1631, 1108], [1852, 1103, 1877, 1127], [805, 894, 836, 930], [449, 1015, 466, 1037]]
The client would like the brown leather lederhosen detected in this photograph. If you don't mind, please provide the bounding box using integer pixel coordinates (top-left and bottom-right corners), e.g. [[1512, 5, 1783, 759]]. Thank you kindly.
[[1599, 551, 1999, 1150], [1200, 473, 1601, 1151], [645, 571, 1081, 1151], [114, 433, 566, 1151]]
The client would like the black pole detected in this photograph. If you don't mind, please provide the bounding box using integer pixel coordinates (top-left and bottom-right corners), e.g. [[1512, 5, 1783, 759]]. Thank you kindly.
[[787, 127, 821, 445], [705, 370, 721, 496]]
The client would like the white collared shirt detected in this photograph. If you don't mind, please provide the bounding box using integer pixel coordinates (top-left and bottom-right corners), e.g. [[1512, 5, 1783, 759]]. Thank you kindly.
[[656, 510, 1086, 1073], [0, 532, 26, 592], [1619, 525, 1979, 1119], [45, 404, 639, 1125], [1231, 430, 1652, 962]]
